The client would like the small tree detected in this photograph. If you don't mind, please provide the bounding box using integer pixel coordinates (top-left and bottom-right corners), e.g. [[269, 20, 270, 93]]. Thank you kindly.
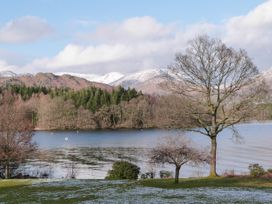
[[248, 163, 265, 177], [149, 136, 209, 183], [106, 161, 140, 180], [0, 92, 37, 179]]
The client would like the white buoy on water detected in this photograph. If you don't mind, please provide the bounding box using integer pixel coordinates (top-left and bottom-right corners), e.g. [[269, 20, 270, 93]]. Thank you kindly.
[[65, 137, 68, 141]]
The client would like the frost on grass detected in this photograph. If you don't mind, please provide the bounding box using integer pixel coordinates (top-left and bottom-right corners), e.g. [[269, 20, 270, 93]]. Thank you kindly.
[[1, 180, 272, 203]]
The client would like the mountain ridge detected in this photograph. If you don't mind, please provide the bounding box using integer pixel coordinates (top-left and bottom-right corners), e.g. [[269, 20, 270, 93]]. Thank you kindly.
[[1, 68, 271, 94], [54, 69, 167, 94], [0, 71, 113, 91]]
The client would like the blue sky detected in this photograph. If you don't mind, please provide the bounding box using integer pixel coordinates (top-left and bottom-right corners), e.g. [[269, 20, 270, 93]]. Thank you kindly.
[[0, 0, 264, 23], [0, 0, 271, 74]]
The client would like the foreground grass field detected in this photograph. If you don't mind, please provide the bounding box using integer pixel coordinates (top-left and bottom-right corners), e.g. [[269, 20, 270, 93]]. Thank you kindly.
[[0, 177, 272, 203], [139, 176, 272, 189]]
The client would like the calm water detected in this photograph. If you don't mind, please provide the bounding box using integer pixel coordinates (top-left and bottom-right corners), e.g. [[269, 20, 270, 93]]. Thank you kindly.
[[22, 122, 272, 179]]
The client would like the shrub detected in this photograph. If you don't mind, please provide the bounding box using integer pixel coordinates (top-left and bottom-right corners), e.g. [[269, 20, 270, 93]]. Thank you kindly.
[[267, 169, 272, 174], [140, 171, 155, 179], [248, 163, 265, 177], [106, 161, 140, 180], [159, 170, 173, 179], [222, 169, 235, 177]]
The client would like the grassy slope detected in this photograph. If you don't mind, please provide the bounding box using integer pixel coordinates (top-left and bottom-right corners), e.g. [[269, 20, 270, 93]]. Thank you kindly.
[[139, 177, 272, 189]]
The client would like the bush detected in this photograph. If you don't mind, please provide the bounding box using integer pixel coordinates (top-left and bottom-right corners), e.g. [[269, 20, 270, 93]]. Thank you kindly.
[[159, 170, 173, 179], [106, 161, 140, 180], [248, 163, 265, 177], [140, 171, 155, 179], [222, 169, 235, 177], [267, 169, 272, 174]]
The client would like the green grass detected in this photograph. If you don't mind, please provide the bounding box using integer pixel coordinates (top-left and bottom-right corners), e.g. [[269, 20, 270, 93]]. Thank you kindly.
[[0, 179, 33, 188], [0, 179, 96, 203], [0, 178, 272, 203], [139, 176, 272, 189]]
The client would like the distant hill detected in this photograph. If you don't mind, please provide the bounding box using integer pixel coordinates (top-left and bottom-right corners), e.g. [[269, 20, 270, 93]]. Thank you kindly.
[[3, 67, 270, 95], [54, 69, 169, 94], [0, 72, 113, 91], [55, 72, 124, 84], [0, 69, 179, 94], [111, 69, 168, 94], [260, 68, 272, 88]]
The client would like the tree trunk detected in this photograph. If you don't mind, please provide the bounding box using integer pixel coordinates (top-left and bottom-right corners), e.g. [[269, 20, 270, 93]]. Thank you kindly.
[[174, 166, 181, 183], [209, 136, 218, 177], [4, 163, 10, 179]]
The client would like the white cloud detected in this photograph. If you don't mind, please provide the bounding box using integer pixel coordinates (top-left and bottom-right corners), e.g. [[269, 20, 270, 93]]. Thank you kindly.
[[0, 16, 53, 43], [26, 17, 213, 74], [225, 0, 272, 46], [0, 60, 18, 72], [224, 0, 272, 69], [80, 16, 176, 43], [2, 1, 272, 75]]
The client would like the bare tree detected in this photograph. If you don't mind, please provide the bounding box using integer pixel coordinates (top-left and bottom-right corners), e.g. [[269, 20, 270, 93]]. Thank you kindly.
[[0, 92, 37, 179], [149, 136, 209, 183], [65, 162, 78, 179], [165, 35, 265, 177]]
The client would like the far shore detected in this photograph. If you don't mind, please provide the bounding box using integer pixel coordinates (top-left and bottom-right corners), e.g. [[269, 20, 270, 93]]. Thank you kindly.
[[33, 120, 272, 132]]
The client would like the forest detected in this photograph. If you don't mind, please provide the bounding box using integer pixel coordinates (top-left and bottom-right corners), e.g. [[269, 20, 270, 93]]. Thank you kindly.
[[1, 85, 140, 112], [0, 84, 192, 130], [0, 82, 272, 131]]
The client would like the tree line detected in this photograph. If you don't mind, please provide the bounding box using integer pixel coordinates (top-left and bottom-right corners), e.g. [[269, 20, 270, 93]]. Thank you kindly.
[[0, 84, 192, 130], [1, 85, 140, 112]]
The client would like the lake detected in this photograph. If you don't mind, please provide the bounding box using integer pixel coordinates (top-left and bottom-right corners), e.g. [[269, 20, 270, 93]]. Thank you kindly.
[[21, 122, 272, 179]]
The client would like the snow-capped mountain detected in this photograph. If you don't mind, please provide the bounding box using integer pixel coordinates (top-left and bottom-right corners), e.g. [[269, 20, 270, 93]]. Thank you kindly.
[[0, 69, 170, 94], [112, 69, 162, 86], [0, 71, 17, 77], [110, 69, 168, 94], [260, 68, 272, 79], [0, 72, 112, 91], [2, 67, 272, 95], [56, 69, 168, 94], [55, 72, 124, 84]]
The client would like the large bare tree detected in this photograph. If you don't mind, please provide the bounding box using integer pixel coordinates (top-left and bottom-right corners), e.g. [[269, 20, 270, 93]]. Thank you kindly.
[[149, 136, 209, 183], [0, 92, 37, 179], [166, 35, 265, 177]]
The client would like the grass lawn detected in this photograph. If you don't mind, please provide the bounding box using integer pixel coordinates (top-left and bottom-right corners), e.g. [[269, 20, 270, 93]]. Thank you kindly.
[[0, 179, 98, 203], [0, 178, 272, 203], [0, 179, 33, 188], [139, 176, 272, 189]]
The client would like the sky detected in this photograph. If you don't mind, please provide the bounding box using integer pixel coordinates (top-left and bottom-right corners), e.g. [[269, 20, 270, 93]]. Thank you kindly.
[[0, 0, 271, 74]]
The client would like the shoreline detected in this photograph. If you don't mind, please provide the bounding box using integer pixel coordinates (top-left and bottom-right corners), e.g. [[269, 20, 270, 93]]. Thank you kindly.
[[34, 120, 272, 132]]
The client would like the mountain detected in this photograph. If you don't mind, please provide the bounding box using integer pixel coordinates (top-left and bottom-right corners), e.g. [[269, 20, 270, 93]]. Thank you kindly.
[[0, 71, 17, 78], [111, 69, 168, 94], [3, 67, 272, 95], [112, 69, 161, 86], [0, 69, 172, 94], [0, 72, 112, 91], [55, 72, 124, 84], [260, 68, 272, 83], [56, 69, 168, 94]]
